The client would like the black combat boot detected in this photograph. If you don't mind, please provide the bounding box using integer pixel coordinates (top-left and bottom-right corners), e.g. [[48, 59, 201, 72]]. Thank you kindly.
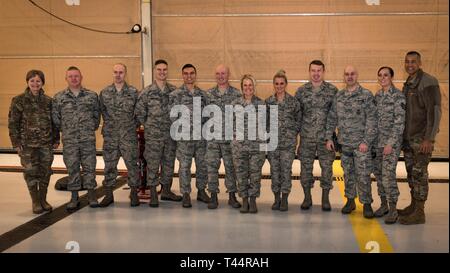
[[182, 193, 192, 208], [301, 187, 312, 210], [130, 187, 140, 207], [66, 191, 80, 212], [240, 197, 249, 213], [374, 196, 388, 217], [197, 189, 211, 203], [280, 193, 289, 211], [87, 189, 99, 208], [341, 198, 356, 214], [28, 184, 44, 214], [149, 186, 159, 207], [208, 192, 218, 209], [38, 182, 52, 212], [160, 182, 182, 202], [321, 189, 331, 211], [228, 192, 241, 208], [363, 203, 374, 219], [249, 196, 258, 213], [385, 201, 398, 224], [99, 186, 114, 207], [271, 192, 281, 210]]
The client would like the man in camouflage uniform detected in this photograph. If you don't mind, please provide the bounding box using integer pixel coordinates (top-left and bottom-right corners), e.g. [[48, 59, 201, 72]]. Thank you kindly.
[[52, 66, 100, 211], [8, 69, 59, 214], [325, 65, 378, 219], [266, 70, 300, 212], [135, 59, 183, 207], [170, 64, 210, 208], [399, 51, 441, 225], [372, 66, 405, 224], [99, 63, 140, 207], [295, 60, 338, 211], [205, 64, 242, 209]]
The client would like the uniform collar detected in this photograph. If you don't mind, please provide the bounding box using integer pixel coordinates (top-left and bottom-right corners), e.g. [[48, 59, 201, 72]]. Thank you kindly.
[[405, 69, 423, 89], [25, 88, 44, 100]]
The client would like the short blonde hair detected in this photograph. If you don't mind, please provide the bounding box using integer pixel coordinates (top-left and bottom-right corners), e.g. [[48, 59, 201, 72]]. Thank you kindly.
[[240, 74, 256, 92]]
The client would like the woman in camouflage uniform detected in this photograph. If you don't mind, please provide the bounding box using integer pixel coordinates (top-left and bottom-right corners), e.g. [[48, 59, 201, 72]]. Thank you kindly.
[[373, 66, 405, 224], [231, 74, 266, 213], [265, 70, 300, 211], [8, 70, 59, 214]]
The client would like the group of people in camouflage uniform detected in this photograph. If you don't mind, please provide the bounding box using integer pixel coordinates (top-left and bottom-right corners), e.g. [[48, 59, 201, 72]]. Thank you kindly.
[[8, 51, 441, 225]]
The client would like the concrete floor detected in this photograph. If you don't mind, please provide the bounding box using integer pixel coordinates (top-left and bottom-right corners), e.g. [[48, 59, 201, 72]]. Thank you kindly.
[[0, 169, 448, 253]]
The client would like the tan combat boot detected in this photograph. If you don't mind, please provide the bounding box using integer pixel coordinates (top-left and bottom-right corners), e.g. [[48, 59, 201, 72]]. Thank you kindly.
[[271, 192, 281, 210], [280, 192, 289, 211], [374, 196, 388, 217], [384, 202, 398, 224], [99, 186, 114, 207], [322, 189, 331, 211], [28, 184, 44, 214], [249, 196, 258, 213], [399, 200, 425, 225], [398, 191, 416, 216], [240, 197, 249, 213], [39, 182, 53, 212], [208, 192, 218, 209], [228, 192, 241, 208], [149, 186, 159, 207], [301, 187, 312, 210]]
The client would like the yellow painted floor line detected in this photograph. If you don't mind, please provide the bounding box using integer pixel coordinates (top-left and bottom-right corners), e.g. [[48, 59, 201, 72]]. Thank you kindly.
[[333, 160, 394, 253]]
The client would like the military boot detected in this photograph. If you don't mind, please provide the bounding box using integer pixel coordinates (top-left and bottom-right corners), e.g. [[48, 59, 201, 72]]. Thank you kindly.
[[363, 203, 374, 218], [322, 189, 331, 211], [300, 187, 312, 210], [385, 201, 398, 224], [197, 189, 211, 203], [99, 186, 114, 207], [160, 182, 182, 202], [228, 192, 241, 208], [208, 192, 218, 209], [249, 196, 258, 213], [341, 198, 356, 214], [149, 186, 159, 207], [240, 197, 249, 213], [38, 182, 52, 212], [399, 200, 425, 225], [374, 196, 388, 217], [398, 191, 415, 216], [28, 184, 44, 214], [271, 192, 281, 210], [182, 193, 192, 208], [87, 189, 99, 208], [280, 193, 289, 211], [130, 187, 140, 207], [66, 191, 80, 212]]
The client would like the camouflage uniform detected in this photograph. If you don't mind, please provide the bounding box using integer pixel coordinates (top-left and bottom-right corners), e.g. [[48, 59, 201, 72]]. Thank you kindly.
[[8, 89, 58, 188], [231, 96, 266, 198], [170, 84, 208, 194], [100, 83, 139, 188], [373, 86, 405, 203], [402, 69, 441, 201], [326, 85, 378, 204], [295, 81, 338, 190], [135, 81, 178, 188], [52, 88, 100, 191], [265, 93, 300, 194], [205, 85, 242, 194]]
